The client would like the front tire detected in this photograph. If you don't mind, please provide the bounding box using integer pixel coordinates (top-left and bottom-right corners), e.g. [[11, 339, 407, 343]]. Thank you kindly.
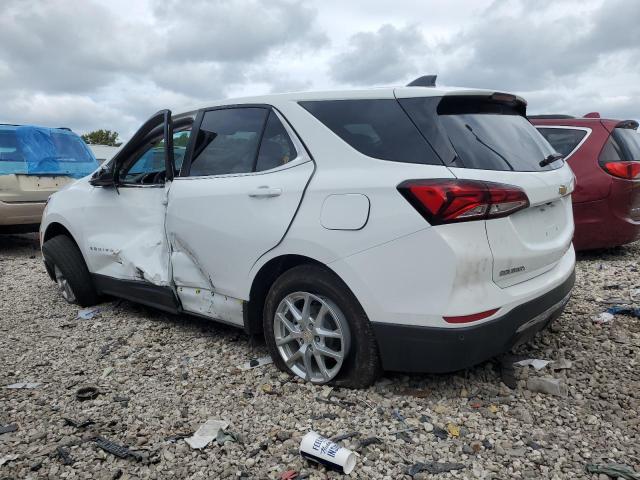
[[42, 235, 99, 307], [263, 264, 380, 388]]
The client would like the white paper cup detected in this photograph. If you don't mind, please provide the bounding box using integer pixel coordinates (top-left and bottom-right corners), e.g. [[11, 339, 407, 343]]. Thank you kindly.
[[299, 431, 357, 475]]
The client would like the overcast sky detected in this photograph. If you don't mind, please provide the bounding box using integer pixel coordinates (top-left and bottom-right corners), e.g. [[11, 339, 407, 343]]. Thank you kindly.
[[1, 0, 638, 141]]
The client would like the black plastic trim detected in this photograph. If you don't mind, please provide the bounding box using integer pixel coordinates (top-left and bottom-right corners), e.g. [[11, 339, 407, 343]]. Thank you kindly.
[[92, 274, 180, 314], [371, 269, 575, 373]]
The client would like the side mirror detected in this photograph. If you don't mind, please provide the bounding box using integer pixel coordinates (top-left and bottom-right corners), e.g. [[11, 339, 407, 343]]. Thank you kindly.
[[89, 164, 116, 187]]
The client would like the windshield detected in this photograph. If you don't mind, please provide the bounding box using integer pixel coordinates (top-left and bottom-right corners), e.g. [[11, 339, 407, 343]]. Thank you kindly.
[[439, 113, 560, 172], [0, 127, 98, 178], [612, 128, 640, 161]]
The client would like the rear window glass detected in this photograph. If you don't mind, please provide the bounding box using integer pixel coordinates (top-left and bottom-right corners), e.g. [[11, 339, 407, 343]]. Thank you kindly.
[[612, 128, 640, 161], [299, 99, 441, 165], [401, 96, 559, 172], [536, 128, 587, 157]]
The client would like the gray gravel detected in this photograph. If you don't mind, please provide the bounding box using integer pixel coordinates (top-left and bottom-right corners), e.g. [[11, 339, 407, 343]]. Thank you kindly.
[[1, 233, 639, 479]]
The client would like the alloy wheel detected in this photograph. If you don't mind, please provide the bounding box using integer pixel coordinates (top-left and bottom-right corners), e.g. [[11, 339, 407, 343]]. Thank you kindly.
[[273, 291, 350, 383], [54, 265, 76, 303]]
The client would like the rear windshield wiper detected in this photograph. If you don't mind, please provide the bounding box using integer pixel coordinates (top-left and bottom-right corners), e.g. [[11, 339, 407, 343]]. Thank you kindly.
[[539, 152, 564, 167]]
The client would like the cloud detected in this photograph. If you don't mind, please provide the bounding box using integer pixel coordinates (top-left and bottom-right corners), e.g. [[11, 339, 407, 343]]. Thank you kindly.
[[329, 24, 429, 85]]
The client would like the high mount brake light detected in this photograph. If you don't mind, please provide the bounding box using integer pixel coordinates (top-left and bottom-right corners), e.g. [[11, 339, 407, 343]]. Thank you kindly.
[[397, 179, 530, 225], [601, 161, 640, 180]]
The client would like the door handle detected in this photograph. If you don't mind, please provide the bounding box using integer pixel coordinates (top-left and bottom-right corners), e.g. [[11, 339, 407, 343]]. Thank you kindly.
[[248, 186, 282, 198]]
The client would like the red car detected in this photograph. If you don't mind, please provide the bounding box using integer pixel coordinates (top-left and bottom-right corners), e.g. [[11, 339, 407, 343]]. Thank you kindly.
[[530, 113, 640, 250]]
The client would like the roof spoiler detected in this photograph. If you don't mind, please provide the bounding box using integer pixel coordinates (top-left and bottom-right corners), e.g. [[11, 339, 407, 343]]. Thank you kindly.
[[527, 114, 575, 119], [407, 75, 437, 87], [584, 112, 600, 118], [616, 120, 639, 130]]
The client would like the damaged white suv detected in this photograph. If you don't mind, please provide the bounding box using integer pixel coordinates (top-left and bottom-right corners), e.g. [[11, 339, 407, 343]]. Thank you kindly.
[[41, 80, 576, 387]]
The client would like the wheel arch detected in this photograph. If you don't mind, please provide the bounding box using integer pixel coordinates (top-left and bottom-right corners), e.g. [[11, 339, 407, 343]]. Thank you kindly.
[[42, 221, 83, 280], [245, 254, 335, 335]]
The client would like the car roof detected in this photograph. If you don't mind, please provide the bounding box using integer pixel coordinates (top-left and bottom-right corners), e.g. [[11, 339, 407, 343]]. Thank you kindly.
[[181, 85, 523, 113]]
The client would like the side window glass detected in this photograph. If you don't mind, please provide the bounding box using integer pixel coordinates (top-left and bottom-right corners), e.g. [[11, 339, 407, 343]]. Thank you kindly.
[[255, 112, 297, 172], [189, 108, 268, 177], [536, 128, 587, 157], [119, 128, 191, 184]]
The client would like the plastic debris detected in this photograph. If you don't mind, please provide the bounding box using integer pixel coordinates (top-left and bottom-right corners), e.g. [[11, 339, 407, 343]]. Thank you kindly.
[[5, 382, 40, 389], [593, 312, 614, 324], [216, 429, 238, 445], [76, 386, 100, 401], [446, 423, 460, 438], [0, 454, 19, 466], [94, 436, 143, 461], [185, 419, 229, 449], [101, 367, 114, 379], [0, 424, 18, 435], [300, 431, 357, 475], [586, 463, 640, 480], [526, 377, 568, 397], [240, 355, 273, 371], [78, 307, 101, 320], [513, 358, 551, 370], [63, 417, 94, 429], [56, 446, 74, 465], [280, 471, 298, 480], [607, 306, 640, 318], [356, 437, 381, 450], [408, 461, 465, 475]]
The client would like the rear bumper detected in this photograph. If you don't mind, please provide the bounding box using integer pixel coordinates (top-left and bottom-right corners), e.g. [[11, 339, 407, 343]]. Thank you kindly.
[[371, 269, 575, 373], [0, 200, 45, 229]]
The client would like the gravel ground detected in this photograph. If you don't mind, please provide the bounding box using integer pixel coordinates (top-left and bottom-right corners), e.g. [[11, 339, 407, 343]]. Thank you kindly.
[[1, 234, 639, 480]]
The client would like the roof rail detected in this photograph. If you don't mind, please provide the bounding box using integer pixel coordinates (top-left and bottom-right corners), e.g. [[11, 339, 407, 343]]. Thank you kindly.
[[527, 114, 575, 119], [407, 75, 437, 87]]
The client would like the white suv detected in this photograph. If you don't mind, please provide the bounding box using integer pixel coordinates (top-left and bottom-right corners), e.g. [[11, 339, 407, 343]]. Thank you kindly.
[[40, 81, 576, 387]]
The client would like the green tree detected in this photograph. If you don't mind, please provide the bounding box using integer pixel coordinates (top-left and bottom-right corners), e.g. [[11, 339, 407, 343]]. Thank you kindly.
[[81, 129, 121, 146]]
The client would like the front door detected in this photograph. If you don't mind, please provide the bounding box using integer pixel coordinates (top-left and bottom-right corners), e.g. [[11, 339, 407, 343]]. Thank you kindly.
[[84, 112, 192, 290], [165, 107, 314, 324]]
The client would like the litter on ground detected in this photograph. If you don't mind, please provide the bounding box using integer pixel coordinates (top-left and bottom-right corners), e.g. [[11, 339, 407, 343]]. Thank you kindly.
[[513, 358, 551, 370], [185, 419, 229, 449]]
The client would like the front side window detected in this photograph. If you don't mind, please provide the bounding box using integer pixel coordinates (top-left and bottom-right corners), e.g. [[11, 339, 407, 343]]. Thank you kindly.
[[189, 108, 268, 176], [536, 128, 587, 158], [119, 128, 191, 184], [299, 99, 442, 165]]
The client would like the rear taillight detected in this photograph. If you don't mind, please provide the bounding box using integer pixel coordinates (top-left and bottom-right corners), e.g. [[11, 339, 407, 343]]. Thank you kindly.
[[397, 179, 529, 225], [601, 161, 640, 180]]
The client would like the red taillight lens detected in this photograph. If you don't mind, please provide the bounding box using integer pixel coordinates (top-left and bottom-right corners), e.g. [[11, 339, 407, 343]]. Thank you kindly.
[[601, 161, 640, 180], [397, 179, 530, 225]]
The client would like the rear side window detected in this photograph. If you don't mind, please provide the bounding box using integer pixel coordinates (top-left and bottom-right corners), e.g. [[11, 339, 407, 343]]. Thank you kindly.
[[610, 128, 640, 161], [401, 96, 559, 172], [255, 112, 297, 172], [536, 128, 587, 157], [299, 99, 442, 165], [189, 108, 268, 176]]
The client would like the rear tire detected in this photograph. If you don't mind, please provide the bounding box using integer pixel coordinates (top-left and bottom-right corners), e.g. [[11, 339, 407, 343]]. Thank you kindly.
[[263, 264, 381, 388], [42, 235, 99, 307]]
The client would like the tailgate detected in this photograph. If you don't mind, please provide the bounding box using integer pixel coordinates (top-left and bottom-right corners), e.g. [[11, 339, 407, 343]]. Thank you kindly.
[[451, 166, 575, 287], [0, 175, 75, 203]]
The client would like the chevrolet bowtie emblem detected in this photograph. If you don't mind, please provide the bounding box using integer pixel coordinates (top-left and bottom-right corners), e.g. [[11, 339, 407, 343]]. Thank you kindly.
[[558, 185, 568, 196]]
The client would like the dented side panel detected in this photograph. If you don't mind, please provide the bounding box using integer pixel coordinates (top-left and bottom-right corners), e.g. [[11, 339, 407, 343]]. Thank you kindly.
[[83, 186, 171, 286]]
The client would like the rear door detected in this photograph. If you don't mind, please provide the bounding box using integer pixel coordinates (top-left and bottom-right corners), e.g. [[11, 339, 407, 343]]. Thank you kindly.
[[399, 92, 575, 287], [165, 106, 313, 320]]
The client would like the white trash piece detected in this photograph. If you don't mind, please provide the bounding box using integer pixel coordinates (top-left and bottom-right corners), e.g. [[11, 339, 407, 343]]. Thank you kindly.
[[300, 431, 356, 475], [239, 355, 273, 371], [185, 419, 229, 449], [513, 359, 550, 370], [593, 312, 614, 324]]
